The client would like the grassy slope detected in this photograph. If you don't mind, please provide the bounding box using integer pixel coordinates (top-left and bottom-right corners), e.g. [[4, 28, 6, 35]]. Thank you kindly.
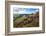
[[13, 12, 39, 28]]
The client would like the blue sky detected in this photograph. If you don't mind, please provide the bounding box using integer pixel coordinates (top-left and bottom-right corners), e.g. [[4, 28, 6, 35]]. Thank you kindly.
[[13, 8, 39, 14]]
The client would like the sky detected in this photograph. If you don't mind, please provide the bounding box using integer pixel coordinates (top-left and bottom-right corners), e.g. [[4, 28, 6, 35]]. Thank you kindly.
[[13, 8, 39, 14]]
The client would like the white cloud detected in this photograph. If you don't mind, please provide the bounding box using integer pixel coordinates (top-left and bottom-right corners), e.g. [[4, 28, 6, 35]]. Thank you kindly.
[[13, 9, 39, 14]]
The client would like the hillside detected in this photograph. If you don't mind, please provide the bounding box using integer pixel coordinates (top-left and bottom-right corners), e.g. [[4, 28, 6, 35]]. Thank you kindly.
[[13, 12, 39, 28]]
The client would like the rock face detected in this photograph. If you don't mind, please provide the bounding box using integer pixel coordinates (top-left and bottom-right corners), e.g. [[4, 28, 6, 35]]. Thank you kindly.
[[13, 12, 39, 27]]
